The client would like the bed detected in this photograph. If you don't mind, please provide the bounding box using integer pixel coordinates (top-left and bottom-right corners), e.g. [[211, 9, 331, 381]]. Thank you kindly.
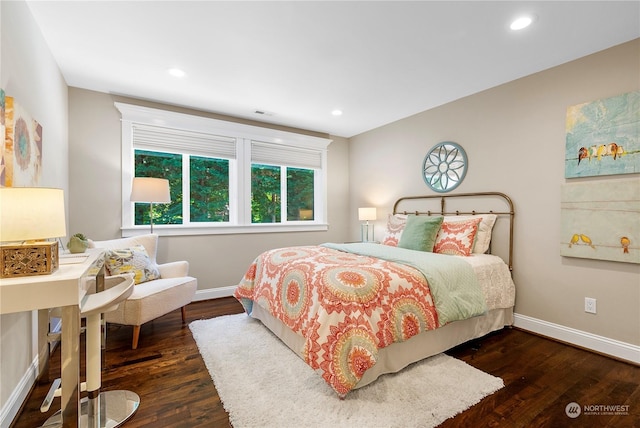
[[234, 192, 516, 397]]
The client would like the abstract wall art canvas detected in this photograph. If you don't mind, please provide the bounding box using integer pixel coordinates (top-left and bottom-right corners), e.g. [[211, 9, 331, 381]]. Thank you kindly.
[[565, 91, 640, 178], [1, 88, 5, 186], [560, 178, 640, 264], [3, 96, 42, 186]]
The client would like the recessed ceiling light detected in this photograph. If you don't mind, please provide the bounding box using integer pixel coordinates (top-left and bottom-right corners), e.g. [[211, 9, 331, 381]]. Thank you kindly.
[[331, 109, 343, 116], [168, 68, 186, 78], [510, 16, 534, 31]]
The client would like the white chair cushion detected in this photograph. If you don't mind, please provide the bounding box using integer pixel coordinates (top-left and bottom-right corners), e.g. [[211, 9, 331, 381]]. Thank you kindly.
[[105, 276, 197, 326]]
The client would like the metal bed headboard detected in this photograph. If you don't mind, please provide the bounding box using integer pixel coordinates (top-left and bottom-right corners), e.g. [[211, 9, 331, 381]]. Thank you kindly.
[[393, 192, 515, 272]]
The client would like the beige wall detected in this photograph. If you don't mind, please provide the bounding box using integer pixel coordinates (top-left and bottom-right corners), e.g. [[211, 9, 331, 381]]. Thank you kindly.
[[0, 1, 69, 423], [349, 39, 640, 346], [68, 88, 351, 292]]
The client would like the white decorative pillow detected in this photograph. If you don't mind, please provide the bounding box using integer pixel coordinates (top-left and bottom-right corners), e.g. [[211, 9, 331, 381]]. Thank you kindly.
[[89, 234, 159, 263], [434, 217, 481, 256], [442, 214, 497, 254], [104, 245, 161, 284], [382, 214, 408, 246]]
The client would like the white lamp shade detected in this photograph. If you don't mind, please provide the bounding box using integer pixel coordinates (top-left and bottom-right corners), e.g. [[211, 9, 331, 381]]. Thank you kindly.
[[358, 207, 377, 221], [0, 187, 67, 242], [130, 177, 171, 203]]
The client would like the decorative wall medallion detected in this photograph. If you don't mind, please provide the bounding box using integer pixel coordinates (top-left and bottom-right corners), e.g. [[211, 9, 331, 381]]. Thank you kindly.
[[422, 142, 467, 193]]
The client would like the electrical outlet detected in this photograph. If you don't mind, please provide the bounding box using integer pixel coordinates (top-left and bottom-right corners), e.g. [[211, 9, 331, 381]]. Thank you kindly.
[[585, 297, 597, 314]]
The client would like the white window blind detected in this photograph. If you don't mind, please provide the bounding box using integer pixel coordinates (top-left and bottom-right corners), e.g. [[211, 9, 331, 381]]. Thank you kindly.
[[133, 123, 237, 159], [251, 141, 322, 169]]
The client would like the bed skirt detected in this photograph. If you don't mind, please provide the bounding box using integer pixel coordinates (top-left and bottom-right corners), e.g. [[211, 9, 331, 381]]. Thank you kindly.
[[249, 304, 514, 390]]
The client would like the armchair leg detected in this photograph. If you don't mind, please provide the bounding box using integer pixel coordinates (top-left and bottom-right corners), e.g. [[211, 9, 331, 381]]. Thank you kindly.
[[132, 326, 141, 350], [181, 306, 187, 324]]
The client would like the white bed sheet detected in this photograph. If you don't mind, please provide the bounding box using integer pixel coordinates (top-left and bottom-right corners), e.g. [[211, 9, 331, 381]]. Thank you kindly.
[[461, 253, 515, 311]]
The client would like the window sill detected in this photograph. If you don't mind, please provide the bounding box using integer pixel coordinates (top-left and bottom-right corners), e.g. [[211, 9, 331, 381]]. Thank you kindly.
[[121, 223, 329, 237]]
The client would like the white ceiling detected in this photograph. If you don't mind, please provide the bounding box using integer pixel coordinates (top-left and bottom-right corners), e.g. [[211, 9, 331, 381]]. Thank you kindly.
[[26, 1, 640, 138]]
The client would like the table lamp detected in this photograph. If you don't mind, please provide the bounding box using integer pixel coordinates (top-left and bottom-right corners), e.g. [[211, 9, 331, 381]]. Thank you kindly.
[[0, 187, 67, 278], [358, 207, 377, 242], [130, 177, 171, 233]]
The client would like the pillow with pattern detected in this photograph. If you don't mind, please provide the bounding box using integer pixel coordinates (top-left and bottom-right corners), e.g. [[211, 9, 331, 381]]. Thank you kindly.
[[104, 245, 161, 284], [442, 214, 497, 254], [382, 214, 408, 246], [433, 217, 482, 256]]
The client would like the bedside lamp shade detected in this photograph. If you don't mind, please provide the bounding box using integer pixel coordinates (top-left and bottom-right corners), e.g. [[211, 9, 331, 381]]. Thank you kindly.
[[358, 207, 377, 222], [131, 177, 171, 233], [0, 187, 67, 277]]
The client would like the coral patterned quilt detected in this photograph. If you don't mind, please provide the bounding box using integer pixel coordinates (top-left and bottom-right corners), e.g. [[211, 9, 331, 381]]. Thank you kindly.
[[234, 243, 485, 397]]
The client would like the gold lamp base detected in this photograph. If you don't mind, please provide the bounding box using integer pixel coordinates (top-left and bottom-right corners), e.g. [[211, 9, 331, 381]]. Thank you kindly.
[[0, 241, 59, 278]]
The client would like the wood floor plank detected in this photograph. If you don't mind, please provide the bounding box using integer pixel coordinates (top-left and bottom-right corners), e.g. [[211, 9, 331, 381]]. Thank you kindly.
[[11, 298, 639, 428]]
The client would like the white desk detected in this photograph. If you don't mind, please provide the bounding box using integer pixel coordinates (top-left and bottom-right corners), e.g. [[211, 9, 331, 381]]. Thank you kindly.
[[0, 249, 105, 428]]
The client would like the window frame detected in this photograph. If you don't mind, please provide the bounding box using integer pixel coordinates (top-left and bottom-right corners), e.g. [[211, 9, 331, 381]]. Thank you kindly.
[[116, 103, 332, 236]]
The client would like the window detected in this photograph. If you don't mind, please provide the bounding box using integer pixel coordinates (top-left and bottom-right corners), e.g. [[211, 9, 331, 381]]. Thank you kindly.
[[287, 168, 315, 221], [134, 150, 183, 226], [251, 164, 281, 223], [250, 140, 322, 224], [116, 103, 331, 236], [133, 150, 230, 226], [190, 156, 230, 223], [250, 165, 315, 223]]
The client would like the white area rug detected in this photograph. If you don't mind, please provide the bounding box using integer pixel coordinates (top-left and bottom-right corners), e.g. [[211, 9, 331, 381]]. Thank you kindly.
[[190, 314, 503, 428]]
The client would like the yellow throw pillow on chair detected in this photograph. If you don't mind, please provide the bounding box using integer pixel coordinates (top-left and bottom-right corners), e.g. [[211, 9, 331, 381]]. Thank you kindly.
[[104, 245, 161, 284]]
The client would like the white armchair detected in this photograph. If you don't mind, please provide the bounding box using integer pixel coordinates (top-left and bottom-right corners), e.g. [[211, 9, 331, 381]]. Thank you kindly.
[[88, 234, 197, 349]]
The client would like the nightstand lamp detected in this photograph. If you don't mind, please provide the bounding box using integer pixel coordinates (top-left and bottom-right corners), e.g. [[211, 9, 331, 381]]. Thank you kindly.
[[131, 177, 171, 233], [358, 207, 377, 242], [0, 187, 67, 278]]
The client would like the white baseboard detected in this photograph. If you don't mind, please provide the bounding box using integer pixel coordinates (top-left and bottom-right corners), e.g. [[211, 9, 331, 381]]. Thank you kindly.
[[0, 356, 39, 428], [193, 285, 236, 301], [513, 313, 639, 365]]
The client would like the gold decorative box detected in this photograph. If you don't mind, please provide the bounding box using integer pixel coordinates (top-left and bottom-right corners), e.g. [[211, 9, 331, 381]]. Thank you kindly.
[[0, 241, 59, 278]]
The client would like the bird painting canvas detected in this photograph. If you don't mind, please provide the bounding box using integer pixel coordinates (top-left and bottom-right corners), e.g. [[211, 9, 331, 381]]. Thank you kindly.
[[565, 91, 640, 178], [561, 178, 640, 264]]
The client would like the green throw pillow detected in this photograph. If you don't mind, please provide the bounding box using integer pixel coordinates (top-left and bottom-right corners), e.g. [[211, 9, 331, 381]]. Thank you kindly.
[[398, 215, 444, 252]]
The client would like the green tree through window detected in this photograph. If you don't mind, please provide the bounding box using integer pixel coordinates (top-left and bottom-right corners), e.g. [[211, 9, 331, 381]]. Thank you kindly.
[[135, 150, 231, 226], [251, 164, 281, 223], [287, 167, 314, 221], [251, 164, 315, 223], [134, 150, 182, 226], [190, 156, 230, 222]]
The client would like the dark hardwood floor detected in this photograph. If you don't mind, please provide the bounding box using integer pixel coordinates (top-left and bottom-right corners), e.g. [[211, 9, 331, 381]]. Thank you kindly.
[[12, 297, 639, 428]]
